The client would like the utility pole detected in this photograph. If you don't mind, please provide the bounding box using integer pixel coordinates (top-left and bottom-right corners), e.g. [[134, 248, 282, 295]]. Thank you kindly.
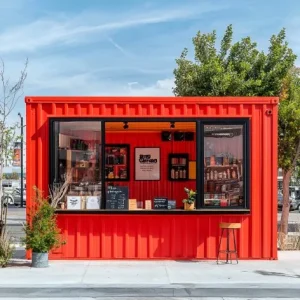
[[18, 113, 24, 208]]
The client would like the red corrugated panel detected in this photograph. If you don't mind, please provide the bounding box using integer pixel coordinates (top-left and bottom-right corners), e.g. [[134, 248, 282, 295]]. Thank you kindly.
[[25, 97, 278, 260]]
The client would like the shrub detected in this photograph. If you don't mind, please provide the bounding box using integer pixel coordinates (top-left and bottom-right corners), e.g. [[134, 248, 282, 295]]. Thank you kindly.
[[22, 188, 65, 253], [0, 230, 15, 267]]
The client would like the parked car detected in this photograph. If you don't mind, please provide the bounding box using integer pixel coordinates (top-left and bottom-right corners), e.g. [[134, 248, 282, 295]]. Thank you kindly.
[[278, 192, 297, 211], [1, 188, 26, 206], [289, 186, 300, 210]]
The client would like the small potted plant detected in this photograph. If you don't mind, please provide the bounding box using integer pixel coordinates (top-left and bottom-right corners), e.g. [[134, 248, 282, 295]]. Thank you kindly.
[[22, 188, 66, 268], [182, 187, 197, 210]]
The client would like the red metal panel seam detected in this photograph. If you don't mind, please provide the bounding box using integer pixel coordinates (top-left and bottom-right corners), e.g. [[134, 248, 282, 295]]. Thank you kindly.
[[160, 103, 165, 116], [36, 104, 43, 190], [113, 104, 118, 116], [64, 103, 68, 115], [101, 103, 106, 116], [100, 217, 103, 258], [171, 217, 175, 257], [75, 218, 80, 258], [250, 104, 261, 258], [137, 219, 141, 258], [138, 104, 142, 116], [88, 104, 93, 115], [51, 103, 57, 115], [262, 104, 270, 258], [148, 218, 153, 258], [76, 104, 81, 116], [88, 218, 93, 258], [43, 114, 252, 119], [218, 104, 224, 115], [239, 104, 243, 116], [125, 104, 130, 115], [271, 103, 278, 259], [125, 219, 129, 258], [171, 104, 176, 115], [112, 218, 117, 258], [25, 103, 35, 260], [149, 104, 154, 116]]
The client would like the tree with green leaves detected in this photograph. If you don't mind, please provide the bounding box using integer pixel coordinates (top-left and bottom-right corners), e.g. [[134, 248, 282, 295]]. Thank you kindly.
[[173, 25, 299, 245], [0, 59, 27, 234], [174, 25, 296, 97], [278, 67, 300, 237]]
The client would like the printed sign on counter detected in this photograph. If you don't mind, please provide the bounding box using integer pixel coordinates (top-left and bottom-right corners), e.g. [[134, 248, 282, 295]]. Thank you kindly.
[[67, 196, 81, 210], [129, 199, 137, 210], [145, 200, 152, 210], [86, 196, 101, 209]]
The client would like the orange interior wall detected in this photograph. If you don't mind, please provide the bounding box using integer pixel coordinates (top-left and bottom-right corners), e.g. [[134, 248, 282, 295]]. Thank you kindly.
[[106, 132, 196, 207]]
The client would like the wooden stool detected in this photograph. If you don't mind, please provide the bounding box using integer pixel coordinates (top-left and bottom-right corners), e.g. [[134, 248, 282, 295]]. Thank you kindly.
[[217, 222, 241, 264]]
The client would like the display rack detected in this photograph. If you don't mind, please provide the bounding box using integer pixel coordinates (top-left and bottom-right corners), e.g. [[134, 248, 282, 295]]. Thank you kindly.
[[204, 159, 243, 207], [59, 138, 101, 183], [105, 144, 130, 181], [168, 153, 189, 181]]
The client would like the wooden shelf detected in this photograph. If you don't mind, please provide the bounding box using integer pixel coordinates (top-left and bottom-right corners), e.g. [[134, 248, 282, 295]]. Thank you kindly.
[[204, 179, 240, 183], [205, 164, 240, 168]]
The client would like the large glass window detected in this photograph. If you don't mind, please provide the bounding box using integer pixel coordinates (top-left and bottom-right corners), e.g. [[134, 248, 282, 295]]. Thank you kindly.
[[51, 121, 102, 210], [50, 119, 249, 212], [203, 124, 246, 208], [104, 121, 196, 210]]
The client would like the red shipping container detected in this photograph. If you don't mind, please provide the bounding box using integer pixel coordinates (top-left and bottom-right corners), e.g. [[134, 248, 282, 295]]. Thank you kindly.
[[26, 96, 278, 260]]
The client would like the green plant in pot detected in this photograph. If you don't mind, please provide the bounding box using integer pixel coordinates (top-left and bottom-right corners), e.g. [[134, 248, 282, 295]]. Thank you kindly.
[[182, 187, 197, 210], [22, 188, 66, 268]]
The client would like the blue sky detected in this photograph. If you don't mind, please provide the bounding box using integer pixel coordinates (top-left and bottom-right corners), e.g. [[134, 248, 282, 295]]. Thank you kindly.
[[1, 0, 300, 123]]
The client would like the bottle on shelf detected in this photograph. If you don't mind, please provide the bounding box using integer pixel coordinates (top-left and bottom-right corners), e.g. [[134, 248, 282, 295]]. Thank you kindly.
[[179, 168, 183, 179], [171, 168, 175, 179]]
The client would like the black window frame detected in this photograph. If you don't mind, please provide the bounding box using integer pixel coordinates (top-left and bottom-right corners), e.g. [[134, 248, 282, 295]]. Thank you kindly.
[[198, 119, 250, 210], [49, 117, 250, 213]]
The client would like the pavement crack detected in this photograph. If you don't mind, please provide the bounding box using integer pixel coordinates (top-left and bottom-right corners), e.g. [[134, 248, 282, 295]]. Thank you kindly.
[[80, 263, 90, 284]]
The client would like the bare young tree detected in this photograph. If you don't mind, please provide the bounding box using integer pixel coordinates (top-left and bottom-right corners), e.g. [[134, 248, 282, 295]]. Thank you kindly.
[[48, 172, 72, 209], [0, 58, 28, 234]]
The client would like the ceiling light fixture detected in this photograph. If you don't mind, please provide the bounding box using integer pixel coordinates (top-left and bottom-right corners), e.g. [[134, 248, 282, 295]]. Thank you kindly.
[[123, 122, 129, 129]]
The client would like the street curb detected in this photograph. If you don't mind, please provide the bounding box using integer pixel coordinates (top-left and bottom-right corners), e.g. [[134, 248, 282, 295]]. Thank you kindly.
[[0, 286, 300, 298]]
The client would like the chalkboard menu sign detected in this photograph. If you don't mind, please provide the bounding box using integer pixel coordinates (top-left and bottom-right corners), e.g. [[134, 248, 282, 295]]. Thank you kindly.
[[153, 197, 168, 209], [106, 186, 129, 209]]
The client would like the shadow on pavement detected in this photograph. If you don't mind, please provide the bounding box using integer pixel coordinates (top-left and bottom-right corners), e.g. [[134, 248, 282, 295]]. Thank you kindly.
[[255, 270, 300, 278], [13, 248, 26, 259]]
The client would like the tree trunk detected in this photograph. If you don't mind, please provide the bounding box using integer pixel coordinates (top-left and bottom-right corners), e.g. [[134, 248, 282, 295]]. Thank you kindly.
[[280, 169, 291, 235]]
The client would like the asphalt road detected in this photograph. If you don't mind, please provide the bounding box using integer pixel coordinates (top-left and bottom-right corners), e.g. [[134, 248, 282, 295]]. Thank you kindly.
[[0, 289, 299, 299], [0, 294, 299, 300]]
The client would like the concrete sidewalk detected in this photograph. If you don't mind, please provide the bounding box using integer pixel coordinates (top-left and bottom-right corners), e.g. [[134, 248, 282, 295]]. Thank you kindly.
[[0, 251, 299, 298]]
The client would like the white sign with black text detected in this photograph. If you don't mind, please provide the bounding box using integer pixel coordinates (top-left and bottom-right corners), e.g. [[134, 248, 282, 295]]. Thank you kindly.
[[135, 147, 160, 180]]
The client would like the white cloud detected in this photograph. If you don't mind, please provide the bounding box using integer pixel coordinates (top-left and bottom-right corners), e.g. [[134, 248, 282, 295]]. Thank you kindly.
[[0, 2, 226, 53], [127, 78, 174, 96], [25, 68, 174, 96]]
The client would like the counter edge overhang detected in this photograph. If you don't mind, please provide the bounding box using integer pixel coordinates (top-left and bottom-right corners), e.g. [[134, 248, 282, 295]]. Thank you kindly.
[[55, 209, 251, 215]]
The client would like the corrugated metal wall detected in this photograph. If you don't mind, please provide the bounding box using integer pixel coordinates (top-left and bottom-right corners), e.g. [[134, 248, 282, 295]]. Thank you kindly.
[[26, 97, 278, 260]]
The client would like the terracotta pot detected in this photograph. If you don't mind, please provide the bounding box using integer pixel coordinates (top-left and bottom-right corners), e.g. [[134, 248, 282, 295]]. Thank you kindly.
[[184, 202, 195, 210]]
